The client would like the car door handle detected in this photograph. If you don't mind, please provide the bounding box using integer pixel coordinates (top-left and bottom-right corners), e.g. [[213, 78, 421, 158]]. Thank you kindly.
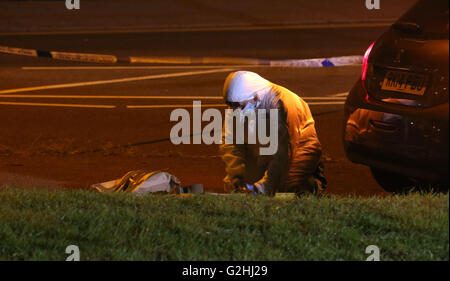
[[369, 120, 397, 132]]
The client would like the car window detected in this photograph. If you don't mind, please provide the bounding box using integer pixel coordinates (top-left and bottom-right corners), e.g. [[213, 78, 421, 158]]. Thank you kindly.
[[393, 0, 449, 40]]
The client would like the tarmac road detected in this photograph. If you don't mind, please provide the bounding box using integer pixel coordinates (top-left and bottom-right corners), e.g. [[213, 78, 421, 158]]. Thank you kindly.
[[0, 25, 390, 196], [0, 25, 387, 63]]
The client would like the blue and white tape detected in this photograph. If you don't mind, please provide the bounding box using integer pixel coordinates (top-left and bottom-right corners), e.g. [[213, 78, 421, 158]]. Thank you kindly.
[[0, 45, 363, 67], [269, 55, 363, 67]]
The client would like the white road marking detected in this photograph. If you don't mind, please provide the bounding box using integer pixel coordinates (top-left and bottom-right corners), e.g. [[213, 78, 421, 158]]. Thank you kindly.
[[304, 97, 346, 100], [0, 68, 235, 95], [0, 94, 223, 100], [0, 94, 346, 100], [0, 102, 116, 109], [127, 104, 227, 109], [0, 100, 344, 109], [308, 101, 345, 105], [127, 101, 345, 109], [329, 92, 349, 97]]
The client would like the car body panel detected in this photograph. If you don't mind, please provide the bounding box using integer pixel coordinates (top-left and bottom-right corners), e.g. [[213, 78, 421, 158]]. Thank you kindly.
[[344, 80, 449, 182]]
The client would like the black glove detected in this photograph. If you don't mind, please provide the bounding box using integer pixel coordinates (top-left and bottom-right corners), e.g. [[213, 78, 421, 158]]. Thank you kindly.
[[231, 177, 245, 191]]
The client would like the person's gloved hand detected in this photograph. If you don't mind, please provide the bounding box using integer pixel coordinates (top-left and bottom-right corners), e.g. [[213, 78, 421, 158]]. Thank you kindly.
[[254, 180, 275, 197], [253, 182, 264, 195]]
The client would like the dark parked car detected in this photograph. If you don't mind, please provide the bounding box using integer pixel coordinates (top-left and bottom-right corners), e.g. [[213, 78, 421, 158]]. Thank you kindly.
[[343, 0, 449, 193]]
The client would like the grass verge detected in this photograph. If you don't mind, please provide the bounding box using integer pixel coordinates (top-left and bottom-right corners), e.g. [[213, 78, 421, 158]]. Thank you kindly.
[[0, 187, 448, 261]]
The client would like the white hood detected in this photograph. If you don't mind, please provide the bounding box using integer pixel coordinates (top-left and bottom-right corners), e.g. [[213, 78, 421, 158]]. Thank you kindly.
[[223, 71, 272, 102]]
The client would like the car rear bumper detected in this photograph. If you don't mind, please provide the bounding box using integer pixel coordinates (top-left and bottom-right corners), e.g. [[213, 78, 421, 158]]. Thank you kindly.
[[343, 80, 449, 183]]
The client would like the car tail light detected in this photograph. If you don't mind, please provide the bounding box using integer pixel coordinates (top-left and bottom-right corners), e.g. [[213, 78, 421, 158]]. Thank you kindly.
[[362, 41, 375, 82], [362, 42, 376, 101]]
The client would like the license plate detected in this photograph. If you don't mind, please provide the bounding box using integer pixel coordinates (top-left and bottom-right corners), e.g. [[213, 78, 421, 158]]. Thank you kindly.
[[381, 70, 427, 96]]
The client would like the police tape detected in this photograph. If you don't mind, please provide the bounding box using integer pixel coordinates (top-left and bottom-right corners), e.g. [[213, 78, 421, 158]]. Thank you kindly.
[[269, 55, 363, 67], [0, 45, 37, 57], [0, 45, 363, 67]]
